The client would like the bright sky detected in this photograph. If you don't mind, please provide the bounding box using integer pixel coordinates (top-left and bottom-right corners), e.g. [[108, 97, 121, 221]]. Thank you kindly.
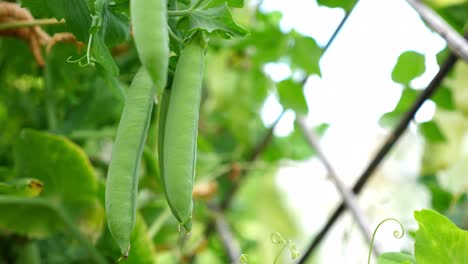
[[257, 0, 446, 262]]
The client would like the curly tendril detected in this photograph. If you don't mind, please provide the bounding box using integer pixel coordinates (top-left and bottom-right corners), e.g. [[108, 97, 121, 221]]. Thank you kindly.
[[270, 232, 300, 264], [367, 218, 405, 264], [240, 254, 248, 264], [66, 13, 101, 67]]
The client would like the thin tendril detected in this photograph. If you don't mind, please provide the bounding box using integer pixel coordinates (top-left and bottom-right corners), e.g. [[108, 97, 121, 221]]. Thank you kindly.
[[271, 232, 288, 264], [367, 218, 405, 264], [66, 33, 96, 67], [240, 254, 248, 264]]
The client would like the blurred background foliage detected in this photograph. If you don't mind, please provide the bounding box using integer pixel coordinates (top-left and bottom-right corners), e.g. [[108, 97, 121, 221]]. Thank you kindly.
[[0, 0, 467, 263]]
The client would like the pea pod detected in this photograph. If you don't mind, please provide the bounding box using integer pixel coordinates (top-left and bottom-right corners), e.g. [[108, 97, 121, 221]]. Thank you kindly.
[[159, 36, 205, 231], [131, 0, 169, 95], [105, 67, 155, 257]]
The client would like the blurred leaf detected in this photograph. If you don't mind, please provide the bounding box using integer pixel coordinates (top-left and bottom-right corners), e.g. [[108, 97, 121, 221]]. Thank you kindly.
[[22, 0, 92, 42], [421, 110, 467, 175], [431, 85, 455, 110], [177, 3, 249, 39], [418, 121, 446, 142], [263, 123, 329, 162], [379, 88, 419, 127], [378, 252, 415, 264], [93, 35, 119, 77], [414, 209, 468, 263], [289, 34, 322, 76], [419, 175, 454, 213], [317, 0, 358, 12], [391, 51, 425, 85], [207, 0, 244, 8], [446, 62, 468, 116], [277, 79, 308, 115], [434, 3, 468, 32], [423, 0, 467, 7], [101, 2, 130, 47], [0, 130, 104, 238]]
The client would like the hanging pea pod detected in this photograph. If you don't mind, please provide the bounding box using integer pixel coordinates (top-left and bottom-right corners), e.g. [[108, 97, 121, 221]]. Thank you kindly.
[[131, 0, 169, 96], [105, 67, 155, 257], [159, 34, 205, 231]]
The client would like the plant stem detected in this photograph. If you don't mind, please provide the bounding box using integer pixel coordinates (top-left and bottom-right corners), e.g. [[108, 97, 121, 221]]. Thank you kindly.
[[0, 19, 64, 31], [44, 57, 57, 131], [0, 196, 106, 264]]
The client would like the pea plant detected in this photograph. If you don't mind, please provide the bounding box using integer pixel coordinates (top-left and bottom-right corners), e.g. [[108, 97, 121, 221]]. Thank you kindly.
[[0, 0, 467, 263]]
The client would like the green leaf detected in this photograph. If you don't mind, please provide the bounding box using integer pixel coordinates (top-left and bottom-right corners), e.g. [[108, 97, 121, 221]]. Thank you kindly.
[[22, 0, 92, 42], [317, 0, 358, 12], [177, 3, 249, 39], [419, 175, 454, 213], [0, 130, 104, 238], [379, 88, 419, 127], [378, 252, 416, 264], [290, 34, 322, 76], [263, 123, 329, 162], [93, 35, 119, 76], [277, 79, 308, 114], [418, 121, 446, 142], [100, 2, 130, 47], [391, 51, 425, 85], [414, 209, 468, 264], [431, 85, 455, 110]]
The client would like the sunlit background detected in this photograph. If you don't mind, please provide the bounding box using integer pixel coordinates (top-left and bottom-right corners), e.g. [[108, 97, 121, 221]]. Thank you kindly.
[[258, 0, 446, 262]]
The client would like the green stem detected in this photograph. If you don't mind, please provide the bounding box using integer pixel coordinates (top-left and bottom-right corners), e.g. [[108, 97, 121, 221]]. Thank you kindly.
[[44, 56, 57, 131], [0, 196, 106, 264], [0, 19, 64, 30]]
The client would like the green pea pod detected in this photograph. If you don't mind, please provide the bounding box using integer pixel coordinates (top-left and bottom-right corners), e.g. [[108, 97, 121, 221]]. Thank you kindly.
[[131, 0, 169, 96], [105, 67, 155, 257], [160, 36, 205, 231]]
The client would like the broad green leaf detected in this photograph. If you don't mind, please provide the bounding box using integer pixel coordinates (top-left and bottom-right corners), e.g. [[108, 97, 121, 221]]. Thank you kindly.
[[379, 88, 419, 127], [277, 79, 308, 115], [0, 130, 104, 238], [431, 85, 455, 110], [418, 121, 446, 142], [93, 35, 119, 76], [414, 209, 468, 263], [22, 0, 92, 42], [290, 34, 322, 76], [391, 51, 425, 85], [177, 3, 249, 39], [317, 0, 358, 12], [378, 252, 416, 264], [15, 130, 98, 201], [101, 2, 130, 47]]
